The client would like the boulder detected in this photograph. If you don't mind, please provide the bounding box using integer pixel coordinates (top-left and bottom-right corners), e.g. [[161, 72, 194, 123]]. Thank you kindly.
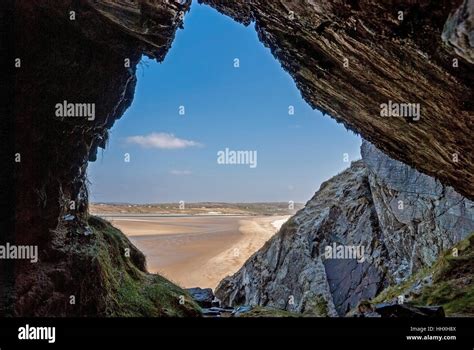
[[374, 303, 445, 318], [186, 288, 215, 308]]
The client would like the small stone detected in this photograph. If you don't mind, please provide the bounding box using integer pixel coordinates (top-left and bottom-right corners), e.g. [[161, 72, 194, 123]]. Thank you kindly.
[[83, 226, 93, 236], [232, 305, 253, 316], [63, 214, 75, 221]]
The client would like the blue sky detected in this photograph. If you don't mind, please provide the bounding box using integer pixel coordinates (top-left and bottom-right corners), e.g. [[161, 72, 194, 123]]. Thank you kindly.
[[88, 2, 361, 204]]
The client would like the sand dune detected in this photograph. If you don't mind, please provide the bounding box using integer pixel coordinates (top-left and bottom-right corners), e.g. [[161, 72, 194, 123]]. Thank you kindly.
[[108, 215, 288, 289]]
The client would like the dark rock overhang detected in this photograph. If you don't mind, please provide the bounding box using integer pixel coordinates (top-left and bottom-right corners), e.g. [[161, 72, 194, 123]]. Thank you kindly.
[[2, 0, 473, 316], [200, 0, 474, 199]]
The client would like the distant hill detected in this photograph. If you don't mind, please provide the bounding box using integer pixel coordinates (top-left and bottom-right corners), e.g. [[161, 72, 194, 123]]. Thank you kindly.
[[90, 202, 304, 216]]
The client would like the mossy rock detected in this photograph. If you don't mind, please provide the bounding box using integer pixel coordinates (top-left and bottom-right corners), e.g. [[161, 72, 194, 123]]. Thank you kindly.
[[412, 233, 474, 316], [76, 216, 201, 317], [371, 233, 474, 316], [302, 295, 329, 316], [371, 266, 430, 304]]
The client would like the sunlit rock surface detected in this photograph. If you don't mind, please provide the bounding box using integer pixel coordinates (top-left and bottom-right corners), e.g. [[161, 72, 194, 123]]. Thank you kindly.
[[442, 0, 474, 63], [215, 141, 474, 315]]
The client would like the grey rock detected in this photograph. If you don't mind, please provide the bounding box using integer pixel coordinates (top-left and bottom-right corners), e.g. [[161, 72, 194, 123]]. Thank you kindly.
[[208, 306, 233, 313], [63, 214, 75, 221], [232, 305, 253, 316], [361, 141, 474, 282], [442, 0, 474, 63], [215, 141, 474, 316], [211, 298, 221, 308], [186, 287, 215, 308], [201, 309, 221, 317], [83, 226, 93, 236], [201, 306, 235, 317], [374, 304, 445, 318]]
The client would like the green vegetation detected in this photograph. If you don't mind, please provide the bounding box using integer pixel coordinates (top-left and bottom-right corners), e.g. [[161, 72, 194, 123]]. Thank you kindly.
[[413, 233, 474, 316], [371, 267, 430, 304], [302, 295, 329, 316], [236, 306, 300, 318], [86, 216, 201, 317], [279, 217, 299, 239], [371, 233, 474, 316]]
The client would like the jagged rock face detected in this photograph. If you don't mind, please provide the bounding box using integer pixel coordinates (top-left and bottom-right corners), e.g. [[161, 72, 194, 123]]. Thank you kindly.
[[3, 0, 189, 316], [201, 0, 474, 199], [215, 141, 474, 316], [361, 141, 474, 283], [442, 0, 474, 63]]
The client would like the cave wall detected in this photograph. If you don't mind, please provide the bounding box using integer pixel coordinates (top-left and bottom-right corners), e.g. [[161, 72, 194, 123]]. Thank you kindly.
[[200, 0, 474, 199], [4, 0, 473, 316], [4, 0, 190, 316]]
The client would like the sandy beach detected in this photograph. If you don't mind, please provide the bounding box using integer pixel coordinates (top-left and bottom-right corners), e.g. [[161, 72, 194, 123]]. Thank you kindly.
[[107, 215, 289, 289]]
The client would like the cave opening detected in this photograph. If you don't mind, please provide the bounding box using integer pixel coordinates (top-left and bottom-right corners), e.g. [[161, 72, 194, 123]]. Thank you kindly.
[[87, 3, 361, 290], [8, 0, 473, 320]]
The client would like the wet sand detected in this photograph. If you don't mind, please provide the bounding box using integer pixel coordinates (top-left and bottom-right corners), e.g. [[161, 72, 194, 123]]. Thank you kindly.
[[108, 215, 288, 289]]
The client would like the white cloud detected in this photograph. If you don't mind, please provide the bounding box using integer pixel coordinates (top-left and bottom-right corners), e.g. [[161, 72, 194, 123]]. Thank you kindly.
[[170, 170, 192, 176], [126, 132, 202, 149]]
